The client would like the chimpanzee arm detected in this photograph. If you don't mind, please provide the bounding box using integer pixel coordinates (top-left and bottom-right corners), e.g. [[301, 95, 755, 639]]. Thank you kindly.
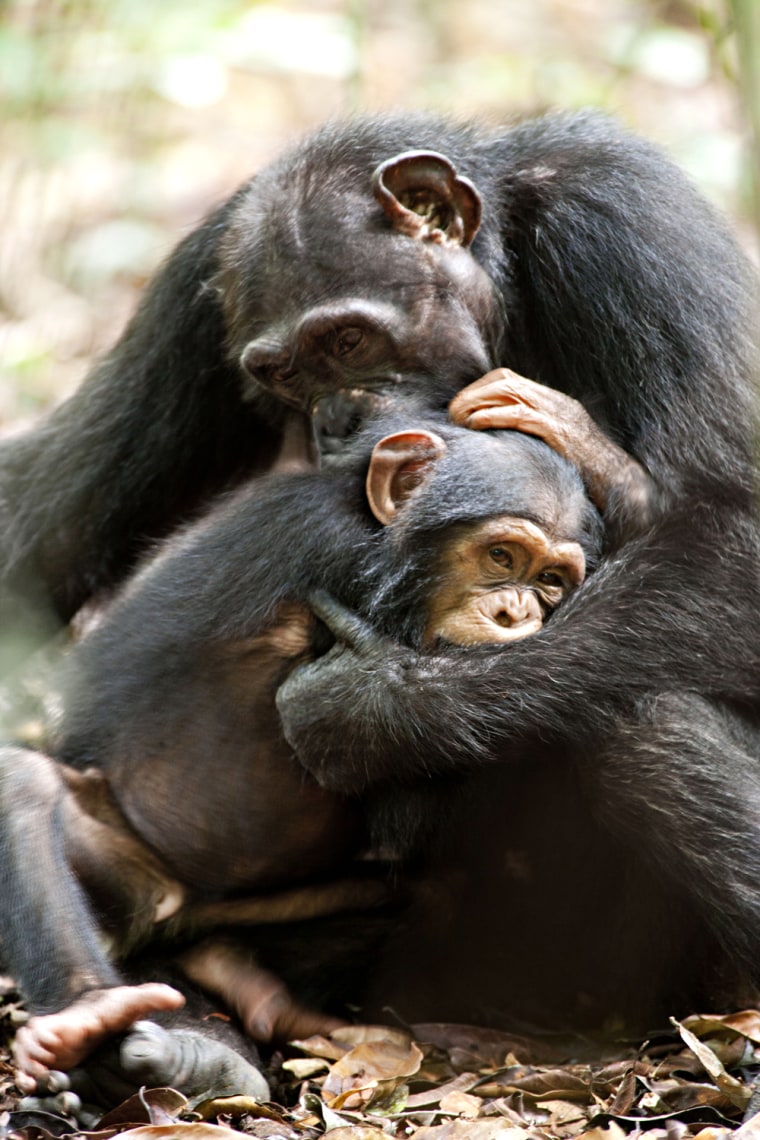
[[0, 190, 287, 639], [449, 370, 654, 543], [490, 113, 759, 508], [276, 503, 760, 791]]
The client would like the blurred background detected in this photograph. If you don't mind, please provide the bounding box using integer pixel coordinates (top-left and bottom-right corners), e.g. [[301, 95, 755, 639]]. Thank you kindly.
[[1, 0, 758, 424]]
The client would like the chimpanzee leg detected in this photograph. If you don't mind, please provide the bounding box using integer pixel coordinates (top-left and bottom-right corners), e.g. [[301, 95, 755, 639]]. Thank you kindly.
[[0, 746, 267, 1105], [178, 936, 346, 1043], [587, 694, 760, 980], [0, 745, 121, 1013]]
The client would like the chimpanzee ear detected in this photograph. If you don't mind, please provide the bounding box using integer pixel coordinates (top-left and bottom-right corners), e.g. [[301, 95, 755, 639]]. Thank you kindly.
[[366, 430, 447, 525], [372, 151, 482, 247]]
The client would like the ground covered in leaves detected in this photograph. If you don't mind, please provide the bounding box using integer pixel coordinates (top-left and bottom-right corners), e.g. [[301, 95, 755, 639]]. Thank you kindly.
[[4, 981, 760, 1140]]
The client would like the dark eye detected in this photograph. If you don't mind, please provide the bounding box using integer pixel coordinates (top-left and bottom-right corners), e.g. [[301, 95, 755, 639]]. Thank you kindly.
[[489, 547, 513, 568], [332, 326, 364, 357], [536, 570, 565, 588]]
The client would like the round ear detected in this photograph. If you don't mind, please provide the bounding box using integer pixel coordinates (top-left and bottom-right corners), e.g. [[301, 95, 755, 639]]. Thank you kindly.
[[366, 430, 447, 525], [372, 151, 482, 248]]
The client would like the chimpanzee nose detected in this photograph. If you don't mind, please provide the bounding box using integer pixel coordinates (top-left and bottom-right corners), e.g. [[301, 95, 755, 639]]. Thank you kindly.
[[312, 389, 390, 455]]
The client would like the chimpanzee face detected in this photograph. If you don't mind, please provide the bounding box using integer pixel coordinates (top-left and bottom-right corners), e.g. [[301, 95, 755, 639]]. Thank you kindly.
[[217, 151, 503, 449]]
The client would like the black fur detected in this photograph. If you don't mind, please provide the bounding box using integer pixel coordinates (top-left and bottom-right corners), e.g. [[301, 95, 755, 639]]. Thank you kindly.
[[1, 111, 755, 626], [0, 418, 594, 1087], [1, 110, 759, 1036]]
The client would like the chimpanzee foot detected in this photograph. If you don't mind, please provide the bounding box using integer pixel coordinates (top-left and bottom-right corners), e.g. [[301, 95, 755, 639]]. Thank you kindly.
[[118, 1020, 270, 1101], [13, 983, 185, 1093], [179, 938, 345, 1043], [18, 1020, 269, 1117]]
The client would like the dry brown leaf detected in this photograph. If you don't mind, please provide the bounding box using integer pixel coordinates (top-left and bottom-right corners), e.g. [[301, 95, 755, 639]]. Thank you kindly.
[[331, 1025, 414, 1049], [322, 1128, 389, 1138], [193, 1096, 287, 1121], [736, 1110, 760, 1140], [290, 1033, 350, 1061], [671, 1018, 751, 1109], [605, 1066, 637, 1115], [322, 1037, 423, 1110], [414, 1121, 529, 1139], [110, 1126, 240, 1140], [281, 1057, 330, 1079], [96, 1088, 187, 1129], [684, 1012, 760, 1046], [478, 1067, 592, 1103], [406, 1071, 480, 1108], [439, 1090, 482, 1117]]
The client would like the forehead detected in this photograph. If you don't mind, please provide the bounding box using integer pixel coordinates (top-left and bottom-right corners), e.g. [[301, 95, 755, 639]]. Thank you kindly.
[[223, 166, 469, 330], [440, 433, 590, 542], [263, 209, 441, 307]]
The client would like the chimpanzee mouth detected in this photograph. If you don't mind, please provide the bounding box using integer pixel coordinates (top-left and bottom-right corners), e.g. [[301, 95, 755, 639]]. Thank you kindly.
[[311, 388, 393, 455]]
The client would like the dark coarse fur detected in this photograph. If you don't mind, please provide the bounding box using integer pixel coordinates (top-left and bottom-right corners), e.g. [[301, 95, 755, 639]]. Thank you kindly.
[[0, 414, 594, 1035], [0, 112, 755, 634], [1, 110, 759, 1035], [58, 414, 598, 759]]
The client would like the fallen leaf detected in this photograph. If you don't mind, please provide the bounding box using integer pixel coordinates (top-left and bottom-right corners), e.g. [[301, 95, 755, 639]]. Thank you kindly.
[[330, 1025, 414, 1049], [97, 1088, 187, 1129], [281, 1057, 330, 1079], [322, 1038, 423, 1110], [407, 1071, 480, 1108], [193, 1095, 287, 1121], [439, 1090, 482, 1117], [413, 1122, 529, 1139], [736, 1110, 760, 1140], [291, 1034, 350, 1061], [322, 1129, 388, 1138], [684, 1012, 760, 1046], [672, 1018, 751, 1109], [110, 1125, 240, 1140]]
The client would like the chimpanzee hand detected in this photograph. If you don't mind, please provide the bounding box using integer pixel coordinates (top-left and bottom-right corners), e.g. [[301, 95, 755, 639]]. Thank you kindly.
[[450, 369, 653, 537], [276, 590, 491, 793]]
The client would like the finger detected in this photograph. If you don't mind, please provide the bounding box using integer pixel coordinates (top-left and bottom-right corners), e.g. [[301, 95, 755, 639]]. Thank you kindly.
[[453, 366, 533, 398], [463, 406, 552, 437], [14, 1026, 59, 1068], [131, 982, 187, 1013], [308, 589, 379, 650], [450, 366, 545, 409], [13, 1071, 39, 1094]]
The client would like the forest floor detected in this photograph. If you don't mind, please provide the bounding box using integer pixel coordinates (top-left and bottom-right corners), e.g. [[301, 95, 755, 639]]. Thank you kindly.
[[3, 984, 760, 1140]]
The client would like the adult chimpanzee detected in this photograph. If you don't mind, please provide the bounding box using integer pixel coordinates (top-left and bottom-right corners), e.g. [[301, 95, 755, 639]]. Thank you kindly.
[[4, 413, 605, 1102], [0, 112, 752, 646], [1, 108, 759, 1072]]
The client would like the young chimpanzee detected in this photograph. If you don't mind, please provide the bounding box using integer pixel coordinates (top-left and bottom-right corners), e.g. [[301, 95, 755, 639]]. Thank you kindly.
[[4, 414, 603, 1102]]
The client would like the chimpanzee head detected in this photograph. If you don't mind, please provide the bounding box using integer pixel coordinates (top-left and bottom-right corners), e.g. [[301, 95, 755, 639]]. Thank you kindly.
[[356, 419, 603, 647], [217, 134, 504, 453]]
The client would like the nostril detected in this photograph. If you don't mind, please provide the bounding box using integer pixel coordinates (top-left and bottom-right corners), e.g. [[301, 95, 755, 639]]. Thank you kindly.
[[240, 342, 298, 391], [265, 365, 298, 389]]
